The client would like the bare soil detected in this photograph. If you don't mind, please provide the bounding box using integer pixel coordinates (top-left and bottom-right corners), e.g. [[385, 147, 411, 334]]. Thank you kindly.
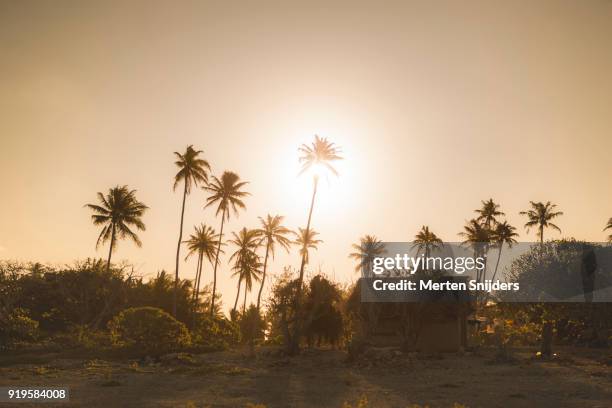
[[0, 346, 611, 407]]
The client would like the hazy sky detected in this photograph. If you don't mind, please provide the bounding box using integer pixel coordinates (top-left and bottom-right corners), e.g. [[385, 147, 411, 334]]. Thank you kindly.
[[1, 0, 611, 309]]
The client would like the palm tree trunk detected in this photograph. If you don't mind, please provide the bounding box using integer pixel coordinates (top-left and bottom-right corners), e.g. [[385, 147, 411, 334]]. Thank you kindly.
[[257, 243, 270, 311], [243, 285, 247, 314], [291, 177, 318, 355], [210, 209, 226, 317], [540, 225, 544, 245], [191, 251, 203, 328], [192, 252, 202, 304], [233, 279, 242, 312], [106, 224, 116, 273], [174, 182, 188, 317], [491, 244, 503, 282]]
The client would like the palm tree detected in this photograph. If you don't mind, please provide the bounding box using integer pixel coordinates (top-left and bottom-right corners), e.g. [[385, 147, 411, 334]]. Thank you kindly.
[[228, 228, 261, 313], [86, 186, 148, 272], [204, 171, 250, 316], [184, 224, 220, 309], [255, 215, 293, 311], [475, 198, 505, 229], [604, 218, 612, 242], [412, 226, 443, 259], [173, 145, 210, 316], [294, 227, 322, 266], [231, 251, 262, 314], [296, 135, 341, 283], [490, 221, 519, 282], [459, 219, 491, 283], [519, 201, 563, 244], [349, 235, 385, 276]]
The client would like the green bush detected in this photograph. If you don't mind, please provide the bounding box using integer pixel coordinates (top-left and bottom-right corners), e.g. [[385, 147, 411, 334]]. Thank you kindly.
[[108, 307, 191, 356], [0, 308, 39, 350], [191, 313, 240, 350]]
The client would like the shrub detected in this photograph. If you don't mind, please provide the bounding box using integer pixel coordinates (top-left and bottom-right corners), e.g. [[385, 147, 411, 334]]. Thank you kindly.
[[0, 308, 39, 350], [239, 305, 266, 355], [191, 313, 240, 350], [108, 307, 191, 356]]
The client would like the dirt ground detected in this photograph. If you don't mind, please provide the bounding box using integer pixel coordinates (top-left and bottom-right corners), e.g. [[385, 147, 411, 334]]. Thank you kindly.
[[0, 346, 611, 408]]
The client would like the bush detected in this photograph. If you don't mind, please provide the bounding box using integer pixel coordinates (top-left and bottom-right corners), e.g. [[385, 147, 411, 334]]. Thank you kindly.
[[191, 313, 240, 350], [108, 307, 191, 356], [239, 306, 266, 354], [0, 308, 39, 350]]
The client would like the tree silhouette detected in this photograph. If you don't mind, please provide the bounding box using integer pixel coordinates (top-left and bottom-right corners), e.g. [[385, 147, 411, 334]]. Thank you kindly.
[[520, 201, 563, 244], [255, 215, 293, 311], [183, 224, 220, 313], [459, 219, 491, 282], [349, 235, 385, 276], [605, 217, 612, 242], [412, 226, 443, 259], [204, 171, 249, 316], [173, 145, 210, 316], [229, 228, 261, 314], [475, 198, 505, 229], [294, 227, 323, 266], [490, 221, 519, 282], [291, 135, 341, 354], [86, 186, 148, 272], [231, 251, 262, 314]]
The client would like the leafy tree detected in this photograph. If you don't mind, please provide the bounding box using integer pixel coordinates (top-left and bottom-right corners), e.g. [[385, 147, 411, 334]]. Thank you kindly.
[[520, 201, 563, 244], [412, 226, 443, 259], [349, 235, 385, 276], [173, 145, 211, 316], [239, 305, 266, 356], [204, 171, 250, 316], [86, 186, 148, 272], [108, 306, 191, 356], [304, 275, 344, 348], [255, 215, 293, 311]]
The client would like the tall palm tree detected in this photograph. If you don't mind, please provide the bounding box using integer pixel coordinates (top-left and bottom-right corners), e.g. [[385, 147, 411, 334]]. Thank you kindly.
[[184, 224, 220, 308], [490, 221, 519, 282], [604, 218, 612, 242], [228, 227, 261, 312], [475, 198, 505, 229], [296, 137, 341, 281], [412, 226, 443, 259], [294, 227, 322, 266], [349, 235, 385, 276], [459, 219, 491, 283], [255, 215, 293, 310], [519, 201, 563, 244], [204, 171, 250, 316], [86, 186, 148, 272], [231, 251, 262, 314], [173, 145, 210, 316]]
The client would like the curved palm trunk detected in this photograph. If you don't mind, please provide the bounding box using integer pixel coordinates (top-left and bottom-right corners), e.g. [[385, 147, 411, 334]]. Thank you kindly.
[[210, 209, 226, 317], [173, 182, 188, 317], [256, 243, 270, 311], [191, 251, 203, 328], [192, 252, 202, 303], [233, 279, 242, 312], [291, 177, 318, 355], [491, 244, 503, 282], [106, 224, 116, 273]]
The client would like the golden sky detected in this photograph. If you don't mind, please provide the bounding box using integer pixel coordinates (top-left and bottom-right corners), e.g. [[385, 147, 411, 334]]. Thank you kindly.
[[1, 0, 611, 308]]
